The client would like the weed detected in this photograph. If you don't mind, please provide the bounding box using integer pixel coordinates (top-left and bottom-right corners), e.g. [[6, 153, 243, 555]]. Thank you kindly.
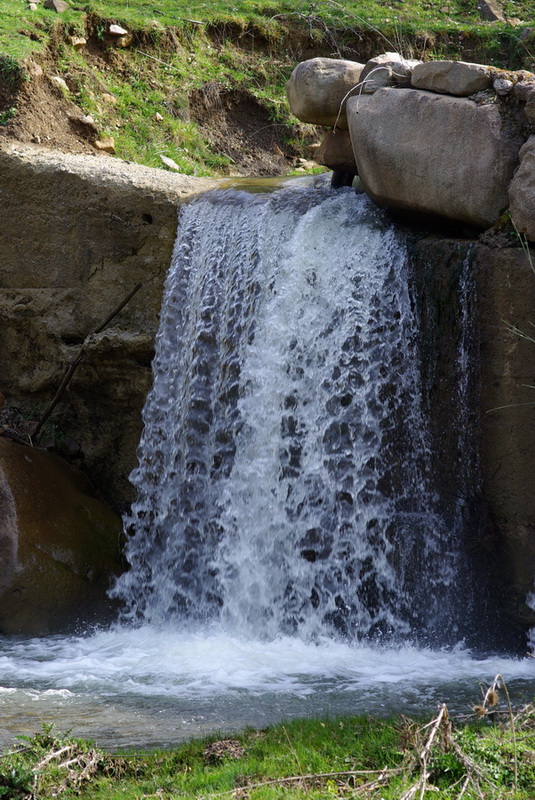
[[0, 54, 25, 86], [0, 106, 16, 125], [2, 684, 535, 799]]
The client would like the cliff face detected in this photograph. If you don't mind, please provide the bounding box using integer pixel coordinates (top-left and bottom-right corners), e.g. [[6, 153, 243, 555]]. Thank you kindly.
[[0, 143, 218, 510], [0, 437, 122, 635], [409, 238, 535, 631], [1, 142, 534, 631]]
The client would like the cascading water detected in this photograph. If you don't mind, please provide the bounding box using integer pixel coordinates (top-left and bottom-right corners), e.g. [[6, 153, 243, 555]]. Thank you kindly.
[[1, 182, 533, 751], [112, 187, 477, 646]]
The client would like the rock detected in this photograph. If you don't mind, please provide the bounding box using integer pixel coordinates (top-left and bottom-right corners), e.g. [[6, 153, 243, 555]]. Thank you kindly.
[[295, 158, 317, 169], [0, 437, 121, 635], [68, 35, 87, 50], [58, 437, 82, 458], [359, 52, 420, 93], [69, 113, 99, 137], [315, 130, 357, 174], [154, 112, 163, 122], [509, 136, 535, 242], [287, 57, 364, 129], [108, 24, 132, 47], [0, 143, 218, 510], [477, 0, 505, 21], [28, 3, 38, 9], [160, 154, 180, 170], [347, 88, 523, 227], [493, 77, 514, 95], [525, 94, 535, 124], [514, 79, 535, 102], [25, 61, 43, 78], [101, 92, 117, 105], [112, 34, 134, 48], [411, 60, 492, 95], [43, 0, 69, 11], [94, 137, 116, 153], [50, 75, 69, 92], [109, 24, 128, 35]]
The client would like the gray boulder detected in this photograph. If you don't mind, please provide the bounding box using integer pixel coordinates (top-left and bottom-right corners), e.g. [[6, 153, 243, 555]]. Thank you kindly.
[[411, 60, 492, 95], [509, 136, 535, 242], [287, 57, 364, 128], [315, 130, 357, 174], [359, 52, 420, 93], [347, 88, 523, 227]]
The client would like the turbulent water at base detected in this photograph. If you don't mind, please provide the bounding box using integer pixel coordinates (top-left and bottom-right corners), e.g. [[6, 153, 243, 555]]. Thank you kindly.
[[1, 183, 533, 751]]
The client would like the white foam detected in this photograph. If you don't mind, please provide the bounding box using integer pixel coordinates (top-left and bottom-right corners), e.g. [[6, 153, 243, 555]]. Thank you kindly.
[[1, 627, 533, 698]]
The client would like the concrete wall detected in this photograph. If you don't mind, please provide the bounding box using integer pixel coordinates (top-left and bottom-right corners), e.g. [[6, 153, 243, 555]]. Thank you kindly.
[[0, 143, 217, 509]]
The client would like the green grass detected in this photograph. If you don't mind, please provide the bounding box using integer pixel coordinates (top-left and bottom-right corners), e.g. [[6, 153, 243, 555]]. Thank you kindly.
[[2, 696, 535, 800], [0, 0, 533, 172]]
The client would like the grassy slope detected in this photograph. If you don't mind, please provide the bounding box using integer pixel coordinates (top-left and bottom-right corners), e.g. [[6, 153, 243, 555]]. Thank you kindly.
[[0, 0, 533, 174]]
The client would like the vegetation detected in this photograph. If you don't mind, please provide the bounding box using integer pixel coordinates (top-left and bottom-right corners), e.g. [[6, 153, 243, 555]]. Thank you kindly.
[[0, 0, 533, 174], [0, 676, 534, 799]]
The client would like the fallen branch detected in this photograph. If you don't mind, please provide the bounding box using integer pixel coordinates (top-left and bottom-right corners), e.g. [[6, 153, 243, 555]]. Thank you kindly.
[[32, 282, 142, 442], [35, 745, 75, 770]]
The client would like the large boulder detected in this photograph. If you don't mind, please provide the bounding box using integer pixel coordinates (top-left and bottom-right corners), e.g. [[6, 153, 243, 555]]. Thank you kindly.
[[347, 88, 523, 227], [0, 437, 122, 635], [359, 52, 420, 92], [509, 136, 535, 241], [315, 130, 357, 174], [411, 60, 492, 95], [287, 57, 364, 128]]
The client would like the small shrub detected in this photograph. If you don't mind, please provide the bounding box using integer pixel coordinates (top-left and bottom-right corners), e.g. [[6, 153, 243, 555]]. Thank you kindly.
[[0, 54, 25, 86], [0, 106, 16, 125]]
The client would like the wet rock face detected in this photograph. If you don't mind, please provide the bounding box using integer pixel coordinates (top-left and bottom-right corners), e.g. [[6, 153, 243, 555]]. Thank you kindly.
[[0, 438, 123, 635]]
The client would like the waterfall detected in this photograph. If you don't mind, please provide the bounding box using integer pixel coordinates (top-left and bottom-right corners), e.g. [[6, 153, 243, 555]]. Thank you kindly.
[[111, 185, 479, 646], [2, 184, 534, 752]]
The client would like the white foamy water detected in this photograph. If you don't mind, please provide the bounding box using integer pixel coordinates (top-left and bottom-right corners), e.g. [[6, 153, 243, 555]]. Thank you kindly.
[[0, 628, 534, 750]]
